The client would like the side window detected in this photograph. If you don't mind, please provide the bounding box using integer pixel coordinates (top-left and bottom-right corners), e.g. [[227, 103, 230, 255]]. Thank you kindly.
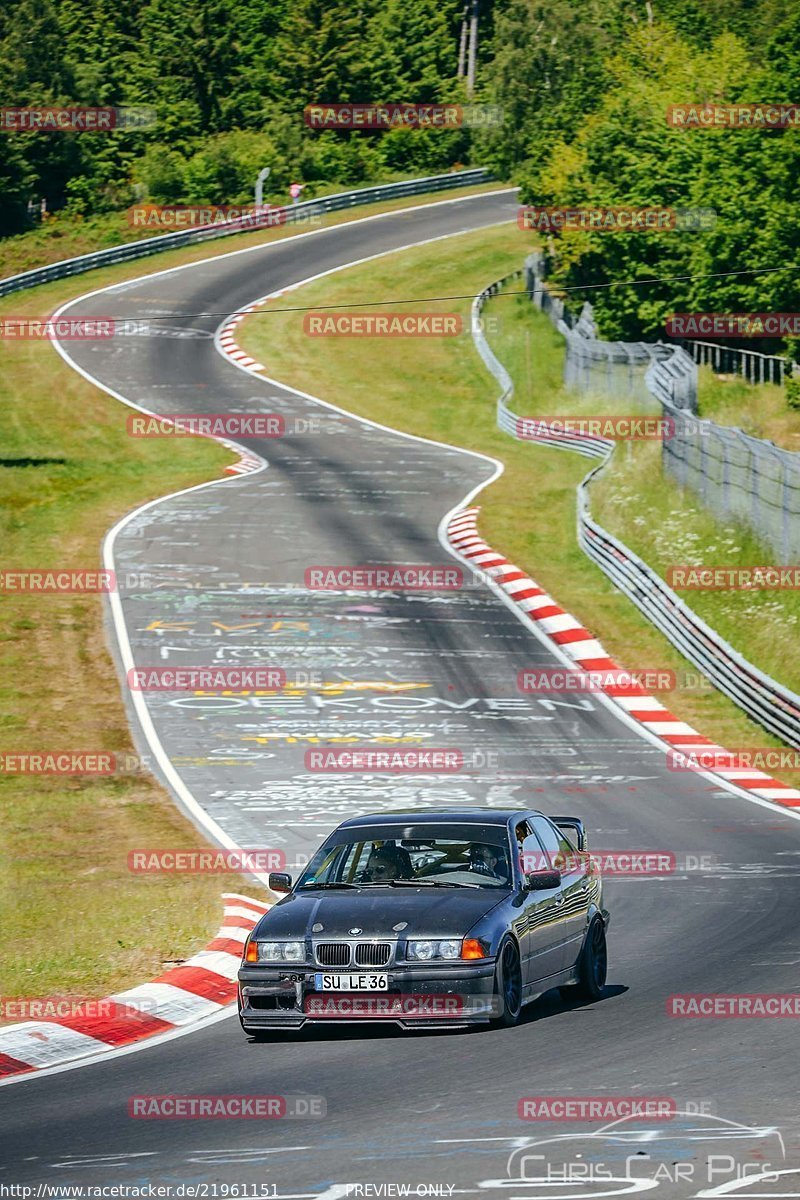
[[531, 818, 563, 868], [514, 820, 532, 847], [520, 834, 549, 874], [533, 818, 580, 874], [515, 821, 538, 875]]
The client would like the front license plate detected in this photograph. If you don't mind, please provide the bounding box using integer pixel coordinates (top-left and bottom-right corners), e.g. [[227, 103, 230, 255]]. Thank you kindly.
[[315, 972, 389, 991]]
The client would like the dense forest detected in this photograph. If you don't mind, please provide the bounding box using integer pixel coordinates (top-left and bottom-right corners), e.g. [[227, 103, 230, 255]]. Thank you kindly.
[[1, 0, 799, 337]]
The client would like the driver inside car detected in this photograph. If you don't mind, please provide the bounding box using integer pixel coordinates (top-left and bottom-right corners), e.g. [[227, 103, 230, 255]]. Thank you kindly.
[[468, 842, 509, 881]]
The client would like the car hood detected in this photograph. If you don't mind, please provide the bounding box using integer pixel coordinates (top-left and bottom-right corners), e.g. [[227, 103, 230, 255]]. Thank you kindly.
[[253, 887, 507, 939]]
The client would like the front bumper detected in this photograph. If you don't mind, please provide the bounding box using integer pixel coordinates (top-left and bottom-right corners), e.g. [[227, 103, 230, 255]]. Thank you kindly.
[[237, 960, 498, 1029]]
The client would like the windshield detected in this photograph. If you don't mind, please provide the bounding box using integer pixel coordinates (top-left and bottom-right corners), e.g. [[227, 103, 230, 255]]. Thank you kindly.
[[297, 823, 512, 890]]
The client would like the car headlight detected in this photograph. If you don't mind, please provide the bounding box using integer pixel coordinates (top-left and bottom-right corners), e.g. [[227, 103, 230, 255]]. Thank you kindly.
[[259, 940, 305, 962], [408, 939, 462, 961]]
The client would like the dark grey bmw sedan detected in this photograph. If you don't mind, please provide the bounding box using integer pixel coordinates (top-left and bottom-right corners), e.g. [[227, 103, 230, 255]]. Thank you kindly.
[[237, 808, 610, 1035]]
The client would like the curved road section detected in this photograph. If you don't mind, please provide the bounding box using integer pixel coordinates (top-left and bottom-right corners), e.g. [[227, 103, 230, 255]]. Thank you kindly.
[[3, 192, 800, 1198]]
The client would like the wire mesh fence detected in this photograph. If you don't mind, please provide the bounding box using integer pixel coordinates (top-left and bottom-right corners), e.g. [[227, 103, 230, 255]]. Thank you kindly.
[[524, 252, 800, 561]]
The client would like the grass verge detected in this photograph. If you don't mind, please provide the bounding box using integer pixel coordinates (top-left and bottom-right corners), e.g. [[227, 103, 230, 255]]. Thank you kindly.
[[238, 227, 800, 789], [697, 366, 800, 452]]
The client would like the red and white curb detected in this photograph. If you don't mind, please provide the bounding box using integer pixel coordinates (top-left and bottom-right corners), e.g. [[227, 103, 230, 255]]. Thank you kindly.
[[447, 508, 800, 809], [0, 893, 269, 1079], [218, 304, 266, 374], [218, 300, 272, 474], [224, 448, 264, 476]]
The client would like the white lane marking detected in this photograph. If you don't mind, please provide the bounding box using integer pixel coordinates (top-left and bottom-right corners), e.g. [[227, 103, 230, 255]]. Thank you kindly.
[[475, 1180, 658, 1196], [52, 1152, 157, 1169], [185, 1147, 313, 1164]]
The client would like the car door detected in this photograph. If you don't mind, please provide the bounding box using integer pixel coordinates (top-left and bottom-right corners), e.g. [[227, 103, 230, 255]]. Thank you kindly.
[[533, 816, 591, 972], [518, 823, 568, 987]]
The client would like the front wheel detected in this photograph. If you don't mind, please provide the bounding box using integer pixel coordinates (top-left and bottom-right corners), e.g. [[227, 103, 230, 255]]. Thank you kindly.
[[491, 939, 523, 1027], [561, 917, 607, 1003]]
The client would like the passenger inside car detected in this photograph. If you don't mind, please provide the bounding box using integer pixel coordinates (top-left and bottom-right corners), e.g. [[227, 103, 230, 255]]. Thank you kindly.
[[362, 845, 413, 881]]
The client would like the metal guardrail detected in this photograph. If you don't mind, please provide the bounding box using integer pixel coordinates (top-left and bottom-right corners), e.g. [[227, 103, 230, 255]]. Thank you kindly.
[[473, 268, 800, 748], [0, 169, 494, 300], [473, 275, 612, 460], [676, 337, 787, 385]]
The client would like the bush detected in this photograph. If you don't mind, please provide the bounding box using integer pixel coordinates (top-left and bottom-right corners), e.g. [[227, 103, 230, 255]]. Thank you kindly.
[[133, 146, 186, 204], [785, 373, 800, 410]]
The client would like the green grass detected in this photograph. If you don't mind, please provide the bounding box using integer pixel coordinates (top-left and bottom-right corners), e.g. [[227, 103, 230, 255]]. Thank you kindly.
[[697, 366, 800, 452], [0, 182, 506, 1004], [591, 448, 800, 696], [239, 225, 800, 790]]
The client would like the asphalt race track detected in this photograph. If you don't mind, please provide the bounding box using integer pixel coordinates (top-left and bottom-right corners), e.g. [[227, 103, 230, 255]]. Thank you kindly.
[[3, 190, 800, 1198]]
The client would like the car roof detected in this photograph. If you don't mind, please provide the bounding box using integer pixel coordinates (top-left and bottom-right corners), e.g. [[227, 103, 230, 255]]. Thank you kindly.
[[337, 808, 537, 829]]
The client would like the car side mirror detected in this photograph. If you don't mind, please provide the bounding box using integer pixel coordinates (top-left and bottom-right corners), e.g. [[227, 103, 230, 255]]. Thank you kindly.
[[524, 868, 561, 891], [268, 871, 293, 894]]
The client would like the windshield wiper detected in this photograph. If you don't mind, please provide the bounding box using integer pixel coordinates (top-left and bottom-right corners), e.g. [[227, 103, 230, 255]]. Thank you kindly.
[[386, 879, 482, 889], [297, 881, 358, 890]]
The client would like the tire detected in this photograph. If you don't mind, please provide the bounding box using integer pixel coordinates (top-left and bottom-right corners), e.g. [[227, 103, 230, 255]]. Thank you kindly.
[[491, 939, 523, 1027], [562, 917, 607, 1003]]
